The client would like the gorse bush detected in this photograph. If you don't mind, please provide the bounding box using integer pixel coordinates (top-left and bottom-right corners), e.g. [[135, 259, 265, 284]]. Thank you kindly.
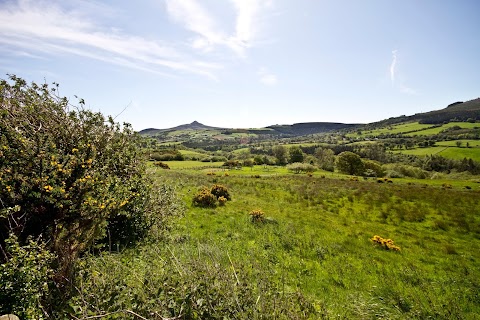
[[193, 184, 231, 208], [218, 196, 227, 206], [210, 184, 231, 200], [0, 75, 156, 290], [371, 235, 401, 251], [193, 187, 218, 207], [249, 209, 266, 223]]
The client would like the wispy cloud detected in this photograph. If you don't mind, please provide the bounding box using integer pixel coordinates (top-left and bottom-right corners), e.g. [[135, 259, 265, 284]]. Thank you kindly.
[[258, 67, 278, 86], [388, 49, 417, 95], [165, 0, 273, 57], [0, 0, 221, 79], [164, 0, 225, 53], [390, 49, 397, 85]]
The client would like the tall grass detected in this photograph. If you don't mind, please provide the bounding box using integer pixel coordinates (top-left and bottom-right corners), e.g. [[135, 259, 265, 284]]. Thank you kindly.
[[67, 169, 480, 318]]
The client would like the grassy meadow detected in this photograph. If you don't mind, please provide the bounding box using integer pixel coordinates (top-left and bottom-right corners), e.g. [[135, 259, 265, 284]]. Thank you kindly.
[[396, 146, 480, 162], [76, 164, 480, 319]]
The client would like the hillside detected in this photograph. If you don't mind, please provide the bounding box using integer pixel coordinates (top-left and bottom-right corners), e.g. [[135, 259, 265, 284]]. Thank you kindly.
[[371, 98, 480, 127]]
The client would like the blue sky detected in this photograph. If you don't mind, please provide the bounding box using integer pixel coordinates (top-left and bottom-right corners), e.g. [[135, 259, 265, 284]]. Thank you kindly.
[[1, 0, 479, 130]]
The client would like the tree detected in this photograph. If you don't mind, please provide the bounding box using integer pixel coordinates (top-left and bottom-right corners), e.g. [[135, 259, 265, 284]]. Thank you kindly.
[[288, 146, 304, 163], [314, 147, 335, 171], [336, 151, 365, 175], [272, 145, 287, 165]]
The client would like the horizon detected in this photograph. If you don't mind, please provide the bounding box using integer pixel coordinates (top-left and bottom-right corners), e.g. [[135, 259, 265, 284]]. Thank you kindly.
[[1, 1, 479, 131]]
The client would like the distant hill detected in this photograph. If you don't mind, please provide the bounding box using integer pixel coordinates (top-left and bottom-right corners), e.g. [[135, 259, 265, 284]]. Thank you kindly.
[[267, 122, 359, 135], [139, 121, 221, 135], [372, 98, 480, 127], [139, 121, 359, 137]]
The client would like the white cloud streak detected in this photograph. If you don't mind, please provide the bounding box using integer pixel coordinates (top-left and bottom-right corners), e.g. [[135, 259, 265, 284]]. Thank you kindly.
[[388, 49, 417, 95], [390, 49, 397, 85], [0, 0, 222, 79]]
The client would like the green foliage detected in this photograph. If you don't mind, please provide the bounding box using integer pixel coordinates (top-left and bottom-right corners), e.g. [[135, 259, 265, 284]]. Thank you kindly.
[[0, 75, 152, 284], [286, 162, 316, 174], [336, 151, 365, 175], [272, 145, 287, 165], [150, 149, 184, 161], [288, 145, 304, 163], [363, 159, 385, 177], [0, 234, 55, 319], [223, 159, 240, 168], [314, 147, 335, 171]]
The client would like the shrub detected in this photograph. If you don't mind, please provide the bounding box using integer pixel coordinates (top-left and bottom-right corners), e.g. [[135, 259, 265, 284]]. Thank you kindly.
[[154, 161, 170, 169], [223, 159, 240, 168], [210, 184, 231, 200], [249, 209, 265, 223], [286, 162, 316, 174], [193, 187, 217, 207], [218, 196, 227, 206], [363, 160, 385, 177], [150, 150, 184, 161], [0, 75, 155, 287], [0, 234, 55, 319]]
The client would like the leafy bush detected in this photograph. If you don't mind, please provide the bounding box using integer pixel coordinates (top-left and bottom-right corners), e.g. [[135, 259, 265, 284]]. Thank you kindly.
[[0, 234, 55, 319], [210, 184, 231, 200], [193, 187, 218, 207], [363, 159, 385, 177], [286, 162, 316, 174], [0, 75, 155, 286], [150, 149, 184, 161], [223, 159, 240, 168]]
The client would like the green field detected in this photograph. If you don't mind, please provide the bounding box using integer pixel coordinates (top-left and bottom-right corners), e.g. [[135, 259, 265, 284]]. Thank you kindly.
[[156, 160, 225, 169], [396, 146, 480, 161], [350, 122, 433, 137], [436, 140, 480, 147], [350, 122, 479, 138], [405, 122, 479, 136], [71, 164, 480, 318], [168, 168, 480, 317]]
